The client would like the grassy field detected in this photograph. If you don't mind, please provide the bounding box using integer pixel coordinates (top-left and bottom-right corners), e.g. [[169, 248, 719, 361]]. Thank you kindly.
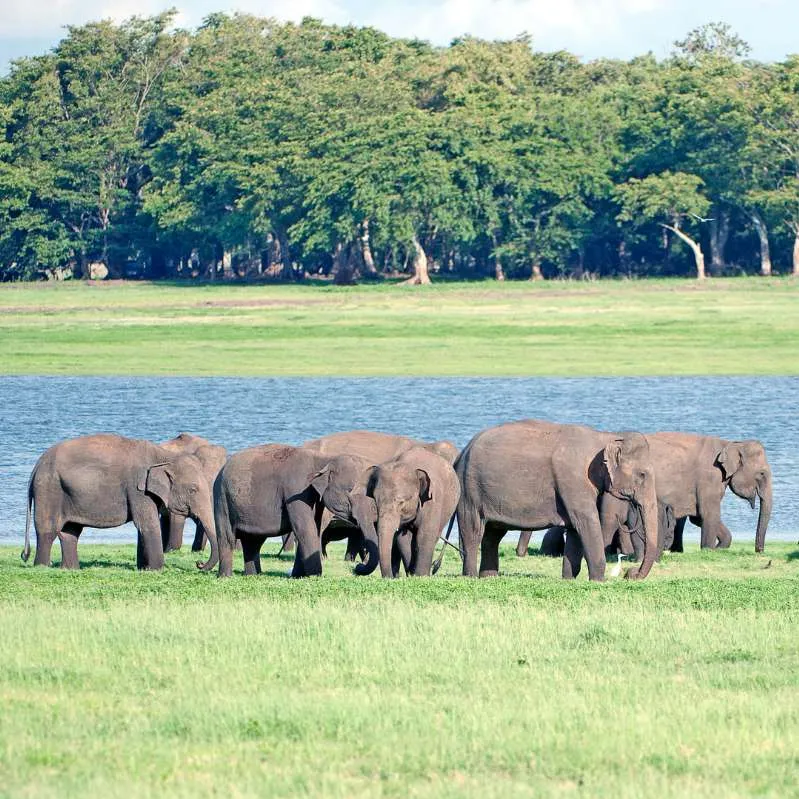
[[1, 277, 797, 376], [1, 540, 797, 798]]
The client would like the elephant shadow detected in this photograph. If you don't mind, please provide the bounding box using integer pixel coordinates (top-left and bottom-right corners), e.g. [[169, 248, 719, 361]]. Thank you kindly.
[[70, 557, 137, 571], [786, 549, 799, 562]]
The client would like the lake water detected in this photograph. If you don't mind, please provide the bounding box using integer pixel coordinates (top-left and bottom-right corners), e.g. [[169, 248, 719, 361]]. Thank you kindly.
[[1, 376, 796, 546]]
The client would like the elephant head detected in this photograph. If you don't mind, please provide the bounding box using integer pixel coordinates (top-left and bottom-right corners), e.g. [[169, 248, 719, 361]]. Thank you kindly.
[[716, 440, 772, 553], [309, 455, 372, 521], [139, 453, 218, 570], [602, 433, 659, 580], [351, 462, 433, 578]]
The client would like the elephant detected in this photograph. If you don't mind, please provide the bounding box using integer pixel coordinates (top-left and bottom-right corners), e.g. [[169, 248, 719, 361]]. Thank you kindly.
[[452, 420, 659, 581], [20, 434, 217, 571], [160, 433, 227, 552], [312, 447, 460, 578], [600, 433, 772, 553], [297, 431, 459, 562], [214, 444, 326, 578]]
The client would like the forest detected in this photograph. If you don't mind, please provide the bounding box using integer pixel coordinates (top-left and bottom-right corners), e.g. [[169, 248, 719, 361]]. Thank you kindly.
[[1, 13, 798, 283]]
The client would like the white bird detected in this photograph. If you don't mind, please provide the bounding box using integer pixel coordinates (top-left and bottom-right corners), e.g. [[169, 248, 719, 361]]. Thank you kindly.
[[610, 553, 625, 578]]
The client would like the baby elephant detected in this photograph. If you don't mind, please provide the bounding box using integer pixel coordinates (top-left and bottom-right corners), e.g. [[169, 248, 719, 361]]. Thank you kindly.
[[319, 447, 459, 578]]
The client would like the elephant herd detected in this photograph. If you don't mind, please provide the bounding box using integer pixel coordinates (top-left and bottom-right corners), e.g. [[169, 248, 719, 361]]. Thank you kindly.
[[20, 421, 773, 581]]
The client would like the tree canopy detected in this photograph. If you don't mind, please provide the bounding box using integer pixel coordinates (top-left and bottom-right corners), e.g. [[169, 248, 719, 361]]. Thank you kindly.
[[1, 15, 798, 282]]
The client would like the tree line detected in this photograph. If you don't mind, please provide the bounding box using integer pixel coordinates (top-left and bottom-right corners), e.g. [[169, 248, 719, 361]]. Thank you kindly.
[[1, 14, 798, 283]]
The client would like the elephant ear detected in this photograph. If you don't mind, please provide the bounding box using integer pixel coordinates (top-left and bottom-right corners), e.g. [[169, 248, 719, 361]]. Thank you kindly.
[[602, 439, 624, 487], [416, 469, 433, 504], [309, 465, 331, 499], [350, 493, 377, 525], [138, 463, 173, 507], [717, 443, 743, 479]]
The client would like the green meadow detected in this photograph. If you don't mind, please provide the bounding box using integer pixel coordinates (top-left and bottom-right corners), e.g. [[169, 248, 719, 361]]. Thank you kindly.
[[1, 541, 797, 798], [1, 277, 797, 376]]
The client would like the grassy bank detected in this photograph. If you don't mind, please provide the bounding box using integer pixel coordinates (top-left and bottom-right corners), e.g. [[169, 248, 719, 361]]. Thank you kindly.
[[1, 277, 797, 376], [1, 541, 797, 797]]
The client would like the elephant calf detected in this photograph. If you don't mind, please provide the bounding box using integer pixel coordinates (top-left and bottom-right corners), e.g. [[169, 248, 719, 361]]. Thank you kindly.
[[160, 433, 228, 552], [21, 434, 217, 571], [311, 447, 460, 578]]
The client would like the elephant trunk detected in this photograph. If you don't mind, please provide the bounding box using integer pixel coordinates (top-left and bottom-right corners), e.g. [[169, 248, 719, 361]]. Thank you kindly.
[[352, 497, 379, 576], [194, 499, 218, 571], [626, 491, 658, 581], [376, 511, 400, 578], [755, 476, 772, 554]]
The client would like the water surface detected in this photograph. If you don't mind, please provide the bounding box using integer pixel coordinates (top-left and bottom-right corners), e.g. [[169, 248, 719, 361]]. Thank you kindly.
[[1, 376, 796, 546]]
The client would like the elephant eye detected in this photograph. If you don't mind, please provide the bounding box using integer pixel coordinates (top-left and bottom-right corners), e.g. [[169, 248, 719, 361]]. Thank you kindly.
[[188, 484, 199, 494]]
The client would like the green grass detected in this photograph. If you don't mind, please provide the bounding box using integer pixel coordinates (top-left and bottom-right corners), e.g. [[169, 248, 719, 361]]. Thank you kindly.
[[2, 540, 798, 797], [1, 277, 797, 375]]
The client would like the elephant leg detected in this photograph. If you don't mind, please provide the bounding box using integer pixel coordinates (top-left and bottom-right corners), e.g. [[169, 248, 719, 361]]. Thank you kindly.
[[241, 535, 267, 575], [458, 504, 483, 578], [479, 522, 504, 578], [562, 529, 583, 579], [516, 530, 533, 558], [540, 526, 566, 557], [58, 523, 83, 570], [288, 501, 323, 578], [164, 511, 186, 552], [345, 529, 363, 563], [391, 532, 406, 577], [33, 528, 58, 567], [715, 522, 732, 549], [134, 502, 165, 571], [281, 532, 296, 554], [563, 497, 606, 581], [411, 526, 437, 577], [670, 517, 686, 552], [631, 532, 644, 563]]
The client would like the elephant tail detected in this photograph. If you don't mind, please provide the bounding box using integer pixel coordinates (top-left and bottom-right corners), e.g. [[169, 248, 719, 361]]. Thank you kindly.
[[21, 470, 34, 563], [431, 513, 458, 575]]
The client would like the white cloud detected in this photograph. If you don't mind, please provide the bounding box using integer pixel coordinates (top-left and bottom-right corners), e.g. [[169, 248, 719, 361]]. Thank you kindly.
[[360, 0, 668, 47], [0, 0, 350, 37]]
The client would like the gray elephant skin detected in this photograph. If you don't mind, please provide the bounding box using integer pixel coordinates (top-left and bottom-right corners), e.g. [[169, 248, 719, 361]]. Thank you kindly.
[[312, 447, 460, 578], [214, 444, 327, 578], [295, 431, 459, 561], [21, 434, 217, 570], [160, 433, 227, 552], [518, 501, 675, 563], [601, 433, 772, 553], [453, 420, 660, 581]]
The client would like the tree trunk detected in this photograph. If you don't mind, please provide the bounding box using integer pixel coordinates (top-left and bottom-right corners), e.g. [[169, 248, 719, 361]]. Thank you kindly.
[[708, 209, 729, 276], [403, 235, 431, 285], [793, 228, 799, 276], [662, 223, 705, 280], [360, 220, 378, 276], [491, 233, 505, 281], [529, 263, 543, 281], [751, 211, 772, 277]]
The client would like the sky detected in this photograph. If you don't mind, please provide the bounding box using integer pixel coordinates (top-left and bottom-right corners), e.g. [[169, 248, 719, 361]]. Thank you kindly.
[[1, 0, 797, 73]]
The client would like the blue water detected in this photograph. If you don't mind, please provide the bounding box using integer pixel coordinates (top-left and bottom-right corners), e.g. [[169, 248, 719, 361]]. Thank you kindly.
[[1, 376, 796, 545]]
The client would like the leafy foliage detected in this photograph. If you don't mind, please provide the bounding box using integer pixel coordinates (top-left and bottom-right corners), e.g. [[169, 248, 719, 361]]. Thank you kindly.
[[1, 16, 798, 281]]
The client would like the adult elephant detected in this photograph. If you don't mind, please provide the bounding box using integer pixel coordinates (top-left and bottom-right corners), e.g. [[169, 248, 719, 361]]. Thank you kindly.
[[21, 434, 217, 570], [298, 431, 459, 561], [454, 420, 659, 581], [160, 433, 227, 552], [215, 444, 326, 578], [601, 433, 772, 553], [311, 448, 460, 578]]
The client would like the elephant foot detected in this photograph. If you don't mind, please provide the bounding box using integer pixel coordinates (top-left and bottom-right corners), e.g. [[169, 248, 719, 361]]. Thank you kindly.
[[478, 569, 499, 578], [624, 566, 643, 580]]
